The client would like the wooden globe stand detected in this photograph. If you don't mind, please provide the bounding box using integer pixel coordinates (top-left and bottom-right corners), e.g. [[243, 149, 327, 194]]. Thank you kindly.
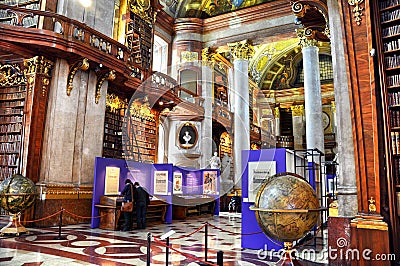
[[275, 242, 303, 266], [0, 213, 29, 236]]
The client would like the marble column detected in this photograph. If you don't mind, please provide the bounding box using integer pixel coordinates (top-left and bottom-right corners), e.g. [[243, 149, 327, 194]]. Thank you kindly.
[[228, 40, 254, 188], [297, 29, 325, 155], [291, 105, 305, 150], [201, 48, 213, 168], [327, 0, 358, 217]]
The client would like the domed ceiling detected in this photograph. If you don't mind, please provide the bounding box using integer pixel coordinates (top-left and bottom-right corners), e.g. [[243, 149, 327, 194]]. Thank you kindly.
[[160, 0, 274, 18]]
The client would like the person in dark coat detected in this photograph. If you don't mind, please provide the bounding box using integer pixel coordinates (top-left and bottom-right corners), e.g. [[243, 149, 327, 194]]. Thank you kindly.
[[121, 179, 134, 231], [133, 181, 150, 229]]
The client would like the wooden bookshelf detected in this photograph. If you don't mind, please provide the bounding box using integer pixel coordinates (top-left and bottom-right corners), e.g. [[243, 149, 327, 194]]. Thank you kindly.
[[126, 13, 153, 70], [0, 85, 25, 181]]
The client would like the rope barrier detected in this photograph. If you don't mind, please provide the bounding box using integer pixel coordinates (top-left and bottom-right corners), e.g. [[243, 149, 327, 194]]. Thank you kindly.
[[23, 209, 63, 223], [63, 209, 106, 219], [207, 223, 262, 236], [153, 236, 217, 266], [170, 223, 207, 240]]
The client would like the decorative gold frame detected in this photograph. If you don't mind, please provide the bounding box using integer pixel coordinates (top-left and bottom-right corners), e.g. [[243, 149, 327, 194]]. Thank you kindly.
[[177, 122, 198, 149]]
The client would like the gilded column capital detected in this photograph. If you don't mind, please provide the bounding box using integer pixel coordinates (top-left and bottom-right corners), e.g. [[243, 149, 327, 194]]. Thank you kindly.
[[291, 105, 304, 116], [274, 107, 280, 118], [23, 56, 54, 96], [228, 39, 254, 60], [23, 56, 54, 76], [201, 47, 216, 67], [296, 28, 318, 48]]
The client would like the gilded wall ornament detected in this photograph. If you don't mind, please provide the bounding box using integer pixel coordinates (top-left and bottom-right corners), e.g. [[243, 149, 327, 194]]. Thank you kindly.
[[274, 107, 280, 118], [106, 93, 128, 112], [181, 51, 198, 63], [290, 105, 304, 117], [296, 28, 318, 48], [129, 0, 154, 24], [95, 70, 116, 104], [228, 39, 254, 60], [66, 58, 89, 96], [0, 64, 26, 87], [348, 0, 364, 26], [23, 56, 54, 96]]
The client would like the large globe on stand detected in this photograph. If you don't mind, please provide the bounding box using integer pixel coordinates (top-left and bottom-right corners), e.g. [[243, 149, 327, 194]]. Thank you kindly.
[[0, 174, 36, 235], [252, 172, 321, 265]]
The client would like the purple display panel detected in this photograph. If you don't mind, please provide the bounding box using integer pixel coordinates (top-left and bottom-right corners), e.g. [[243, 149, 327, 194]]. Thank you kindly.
[[91, 158, 173, 228], [91, 157, 130, 228], [152, 163, 173, 223], [172, 166, 220, 215], [241, 148, 288, 250]]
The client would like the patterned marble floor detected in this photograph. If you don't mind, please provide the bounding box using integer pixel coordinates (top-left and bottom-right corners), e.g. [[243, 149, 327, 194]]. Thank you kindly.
[[0, 213, 327, 265]]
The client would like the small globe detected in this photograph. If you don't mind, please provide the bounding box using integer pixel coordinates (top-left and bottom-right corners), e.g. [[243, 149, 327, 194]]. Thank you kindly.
[[255, 172, 320, 242], [0, 174, 36, 214]]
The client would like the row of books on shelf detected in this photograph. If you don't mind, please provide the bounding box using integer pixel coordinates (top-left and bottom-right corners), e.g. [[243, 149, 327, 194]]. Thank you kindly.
[[105, 112, 123, 120], [0, 154, 19, 166], [391, 157, 400, 184], [380, 0, 400, 10], [0, 115, 22, 123], [104, 134, 121, 142], [0, 123, 22, 133], [389, 91, 400, 106], [104, 128, 122, 135], [0, 100, 24, 108], [105, 122, 123, 130], [381, 9, 400, 23], [386, 54, 400, 69], [0, 86, 25, 94], [0, 134, 20, 143], [390, 110, 400, 127], [0, 167, 17, 181], [128, 142, 156, 150], [0, 142, 20, 153], [383, 39, 400, 52], [0, 92, 25, 100], [103, 142, 122, 149], [387, 73, 400, 87], [0, 109, 23, 115]]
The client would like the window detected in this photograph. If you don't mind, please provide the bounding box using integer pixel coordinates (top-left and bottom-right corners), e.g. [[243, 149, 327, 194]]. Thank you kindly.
[[153, 35, 168, 74]]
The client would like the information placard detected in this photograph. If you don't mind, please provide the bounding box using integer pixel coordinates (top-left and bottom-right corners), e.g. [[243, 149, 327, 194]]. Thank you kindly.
[[203, 170, 218, 195], [248, 161, 276, 202], [154, 170, 169, 195], [104, 167, 120, 195], [173, 172, 183, 194]]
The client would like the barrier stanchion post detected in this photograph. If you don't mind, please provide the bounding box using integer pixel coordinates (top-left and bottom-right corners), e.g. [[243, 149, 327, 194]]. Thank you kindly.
[[205, 222, 208, 262], [146, 232, 151, 266], [54, 207, 65, 240], [165, 237, 169, 266], [217, 250, 223, 266]]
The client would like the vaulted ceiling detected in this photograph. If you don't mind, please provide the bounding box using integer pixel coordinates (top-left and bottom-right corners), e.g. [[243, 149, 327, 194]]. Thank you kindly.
[[160, 0, 274, 18]]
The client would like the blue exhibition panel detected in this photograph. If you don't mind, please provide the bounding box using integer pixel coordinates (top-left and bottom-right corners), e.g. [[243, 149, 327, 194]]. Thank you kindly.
[[241, 148, 292, 250]]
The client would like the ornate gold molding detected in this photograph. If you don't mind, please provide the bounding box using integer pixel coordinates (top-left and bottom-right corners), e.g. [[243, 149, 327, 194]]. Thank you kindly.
[[38, 183, 93, 200], [0, 64, 26, 87], [66, 58, 89, 96], [129, 0, 154, 24], [106, 93, 128, 112], [368, 197, 377, 213], [290, 105, 304, 116], [181, 51, 198, 63], [274, 107, 280, 118], [351, 214, 388, 231], [296, 28, 318, 48], [228, 39, 254, 60], [331, 101, 336, 113], [24, 56, 54, 96], [202, 47, 214, 67], [348, 0, 364, 26], [130, 97, 155, 121], [95, 70, 116, 104]]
